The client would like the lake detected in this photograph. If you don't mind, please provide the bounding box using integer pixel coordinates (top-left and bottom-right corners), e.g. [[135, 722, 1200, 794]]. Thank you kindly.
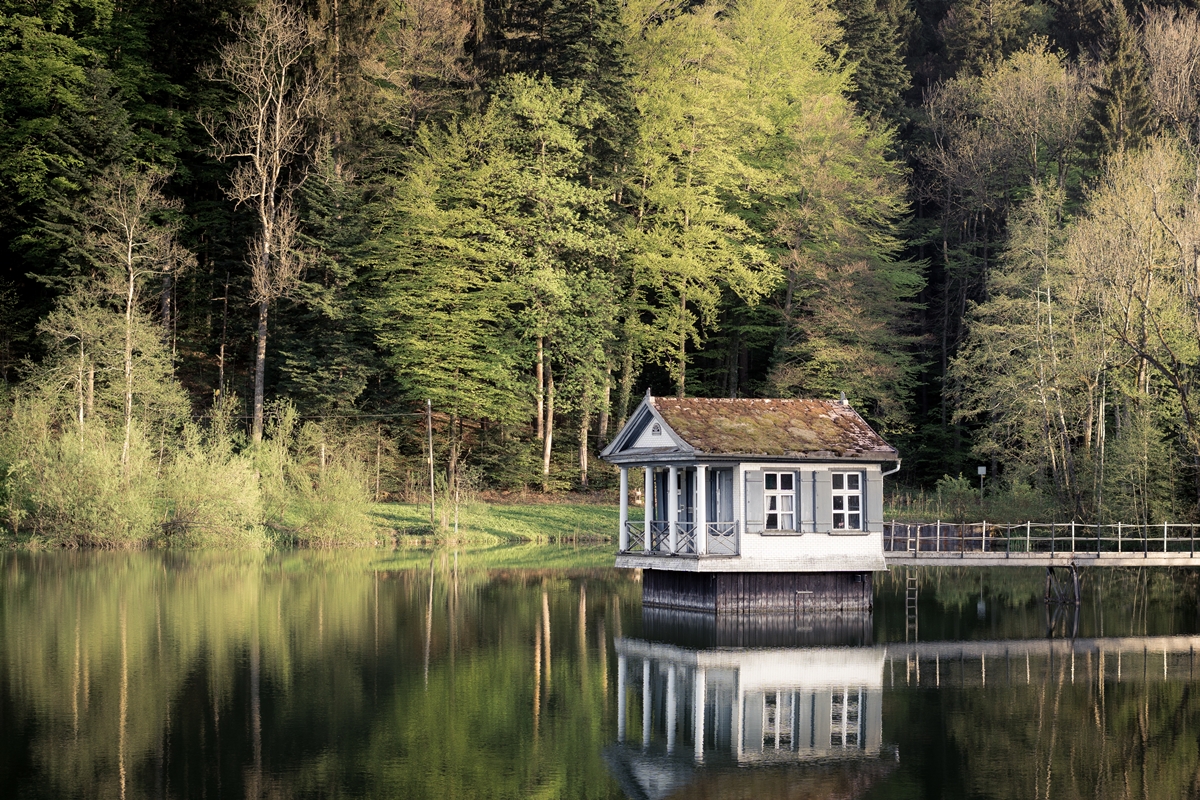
[[3, 548, 1200, 799]]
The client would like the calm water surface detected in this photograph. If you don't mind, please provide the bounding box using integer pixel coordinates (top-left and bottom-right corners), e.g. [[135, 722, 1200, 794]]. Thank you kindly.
[[3, 548, 1200, 799]]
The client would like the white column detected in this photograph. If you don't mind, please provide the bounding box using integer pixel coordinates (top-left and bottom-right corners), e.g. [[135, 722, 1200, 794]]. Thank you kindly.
[[695, 464, 708, 556], [693, 667, 707, 763], [642, 659, 652, 749], [644, 467, 653, 553], [617, 654, 627, 743], [619, 467, 629, 552], [666, 665, 677, 754], [668, 465, 679, 553]]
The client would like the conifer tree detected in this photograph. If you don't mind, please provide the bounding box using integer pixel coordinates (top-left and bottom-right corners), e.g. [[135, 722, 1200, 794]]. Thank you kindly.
[[1087, 1, 1152, 157], [833, 0, 915, 123]]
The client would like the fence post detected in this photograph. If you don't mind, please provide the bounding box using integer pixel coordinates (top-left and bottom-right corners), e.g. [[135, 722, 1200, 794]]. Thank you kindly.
[[1071, 521, 1075, 554], [1144, 523, 1149, 558], [1118, 522, 1122, 554], [936, 520, 941, 553], [1050, 523, 1055, 557], [1006, 524, 1010, 558], [1026, 521, 1031, 553], [1165, 521, 1169, 553], [983, 520, 987, 552]]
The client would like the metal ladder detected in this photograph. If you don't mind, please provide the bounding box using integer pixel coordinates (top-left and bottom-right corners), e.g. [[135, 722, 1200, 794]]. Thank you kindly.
[[905, 567, 919, 642]]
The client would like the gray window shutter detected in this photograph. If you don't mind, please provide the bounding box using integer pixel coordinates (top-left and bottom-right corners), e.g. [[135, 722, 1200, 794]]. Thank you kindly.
[[814, 470, 833, 532], [745, 470, 764, 533], [866, 472, 884, 532]]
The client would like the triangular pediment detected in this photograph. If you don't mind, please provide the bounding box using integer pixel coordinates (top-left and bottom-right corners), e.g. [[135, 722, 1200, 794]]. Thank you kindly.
[[600, 394, 693, 460]]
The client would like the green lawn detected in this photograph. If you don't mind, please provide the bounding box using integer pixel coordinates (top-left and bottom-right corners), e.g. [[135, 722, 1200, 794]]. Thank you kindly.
[[369, 500, 632, 545]]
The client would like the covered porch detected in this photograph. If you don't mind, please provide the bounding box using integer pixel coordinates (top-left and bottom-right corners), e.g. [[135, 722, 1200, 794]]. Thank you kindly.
[[617, 464, 739, 557]]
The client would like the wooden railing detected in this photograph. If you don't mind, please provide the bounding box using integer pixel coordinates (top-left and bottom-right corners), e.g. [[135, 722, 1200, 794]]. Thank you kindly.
[[618, 522, 740, 557], [884, 521, 1200, 557]]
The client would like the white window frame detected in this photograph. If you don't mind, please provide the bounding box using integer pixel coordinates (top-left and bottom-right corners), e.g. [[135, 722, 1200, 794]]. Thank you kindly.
[[763, 471, 796, 531], [831, 471, 862, 530]]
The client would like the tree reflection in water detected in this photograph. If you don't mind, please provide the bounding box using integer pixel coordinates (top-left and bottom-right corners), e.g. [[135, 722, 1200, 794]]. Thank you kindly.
[[4, 554, 1200, 798]]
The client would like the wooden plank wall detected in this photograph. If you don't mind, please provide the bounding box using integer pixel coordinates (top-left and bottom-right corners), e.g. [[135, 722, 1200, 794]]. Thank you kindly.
[[642, 570, 873, 613], [641, 606, 873, 648], [642, 570, 718, 611]]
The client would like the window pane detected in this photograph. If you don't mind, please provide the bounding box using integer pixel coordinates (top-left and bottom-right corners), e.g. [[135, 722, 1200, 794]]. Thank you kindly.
[[849, 514, 860, 529], [833, 496, 844, 511], [781, 496, 794, 512], [832, 474, 844, 490], [781, 473, 793, 491], [768, 497, 777, 511], [833, 513, 845, 529], [847, 474, 860, 490], [766, 513, 778, 529], [765, 473, 777, 490], [848, 496, 860, 511], [782, 514, 794, 529]]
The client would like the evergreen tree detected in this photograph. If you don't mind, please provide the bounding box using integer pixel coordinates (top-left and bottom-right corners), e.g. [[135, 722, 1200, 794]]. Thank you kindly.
[[833, 0, 916, 123], [1087, 1, 1152, 157], [937, 0, 1050, 77]]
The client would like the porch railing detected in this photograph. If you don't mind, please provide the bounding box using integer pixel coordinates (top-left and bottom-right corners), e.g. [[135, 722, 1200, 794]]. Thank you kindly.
[[618, 521, 740, 557], [706, 521, 739, 556]]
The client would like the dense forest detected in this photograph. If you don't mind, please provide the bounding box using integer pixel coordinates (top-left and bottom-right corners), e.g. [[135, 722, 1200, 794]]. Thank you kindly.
[[4, 0, 1200, 541]]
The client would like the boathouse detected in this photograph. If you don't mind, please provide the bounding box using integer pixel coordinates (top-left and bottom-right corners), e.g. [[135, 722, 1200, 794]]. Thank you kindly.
[[599, 394, 900, 612]]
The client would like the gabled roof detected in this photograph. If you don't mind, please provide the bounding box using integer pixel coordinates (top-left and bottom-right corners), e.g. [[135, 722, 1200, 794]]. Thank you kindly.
[[601, 395, 898, 463]]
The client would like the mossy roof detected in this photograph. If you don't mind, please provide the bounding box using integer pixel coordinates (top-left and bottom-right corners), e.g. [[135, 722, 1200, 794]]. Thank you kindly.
[[651, 397, 897, 460]]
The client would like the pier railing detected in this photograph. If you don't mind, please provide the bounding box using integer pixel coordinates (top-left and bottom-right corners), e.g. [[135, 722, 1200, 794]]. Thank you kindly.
[[618, 522, 740, 557], [884, 520, 1200, 558]]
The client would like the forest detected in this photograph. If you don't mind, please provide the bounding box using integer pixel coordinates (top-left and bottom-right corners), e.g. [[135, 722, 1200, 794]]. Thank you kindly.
[[2, 0, 1200, 544]]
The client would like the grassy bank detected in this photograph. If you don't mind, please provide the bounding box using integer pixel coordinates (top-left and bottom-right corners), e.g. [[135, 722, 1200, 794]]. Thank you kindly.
[[373, 501, 621, 546]]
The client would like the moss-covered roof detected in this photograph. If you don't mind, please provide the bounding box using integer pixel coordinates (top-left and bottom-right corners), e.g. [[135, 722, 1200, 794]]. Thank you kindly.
[[651, 397, 897, 460]]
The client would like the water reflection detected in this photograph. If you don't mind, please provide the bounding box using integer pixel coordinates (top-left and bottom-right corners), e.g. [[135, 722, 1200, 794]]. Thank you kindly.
[[607, 608, 892, 800], [7, 553, 1200, 799]]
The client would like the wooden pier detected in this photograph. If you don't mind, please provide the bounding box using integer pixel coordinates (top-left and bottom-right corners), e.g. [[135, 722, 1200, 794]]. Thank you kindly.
[[884, 521, 1200, 567]]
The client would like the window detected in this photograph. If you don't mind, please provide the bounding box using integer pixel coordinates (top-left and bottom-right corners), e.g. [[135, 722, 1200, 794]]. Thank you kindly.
[[650, 422, 662, 436], [832, 472, 861, 530], [764, 472, 795, 530]]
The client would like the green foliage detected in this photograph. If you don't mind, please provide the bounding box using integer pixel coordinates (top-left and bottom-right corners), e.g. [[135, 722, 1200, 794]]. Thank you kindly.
[[255, 402, 377, 546], [1086, 1, 1152, 158], [159, 417, 264, 547]]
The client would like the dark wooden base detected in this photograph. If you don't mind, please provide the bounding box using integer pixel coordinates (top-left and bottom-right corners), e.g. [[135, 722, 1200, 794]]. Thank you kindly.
[[641, 606, 873, 648], [642, 569, 873, 613]]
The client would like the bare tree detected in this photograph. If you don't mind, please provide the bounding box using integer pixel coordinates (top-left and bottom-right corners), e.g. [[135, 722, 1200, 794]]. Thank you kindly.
[[85, 168, 194, 472], [1142, 8, 1200, 198], [204, 0, 321, 443]]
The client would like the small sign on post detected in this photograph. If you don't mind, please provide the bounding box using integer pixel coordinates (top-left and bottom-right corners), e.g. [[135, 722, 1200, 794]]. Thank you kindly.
[[977, 466, 986, 504]]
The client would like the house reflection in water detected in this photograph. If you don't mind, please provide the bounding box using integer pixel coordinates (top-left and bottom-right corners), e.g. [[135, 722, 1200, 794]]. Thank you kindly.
[[606, 612, 892, 800]]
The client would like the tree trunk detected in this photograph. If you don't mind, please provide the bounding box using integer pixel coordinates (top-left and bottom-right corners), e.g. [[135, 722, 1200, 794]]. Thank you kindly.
[[122, 268, 136, 472], [161, 273, 172, 341], [77, 341, 85, 435], [579, 405, 591, 489], [536, 336, 545, 440], [617, 345, 633, 430], [252, 299, 269, 443], [677, 295, 686, 398], [597, 366, 611, 444], [542, 368, 555, 492], [217, 271, 229, 407]]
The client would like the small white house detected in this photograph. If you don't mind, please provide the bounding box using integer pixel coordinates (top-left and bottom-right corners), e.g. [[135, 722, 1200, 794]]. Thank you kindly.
[[600, 394, 900, 609]]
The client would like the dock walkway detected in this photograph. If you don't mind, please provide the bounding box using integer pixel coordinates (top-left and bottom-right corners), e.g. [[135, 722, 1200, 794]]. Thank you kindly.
[[883, 521, 1200, 567]]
